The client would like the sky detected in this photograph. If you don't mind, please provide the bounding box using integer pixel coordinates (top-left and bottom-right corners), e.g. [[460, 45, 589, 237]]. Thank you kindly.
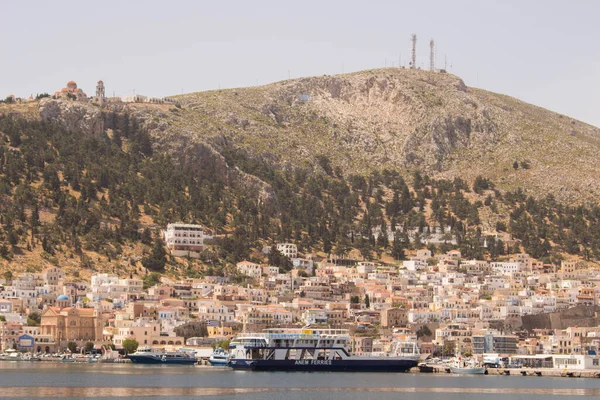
[[2, 0, 599, 127]]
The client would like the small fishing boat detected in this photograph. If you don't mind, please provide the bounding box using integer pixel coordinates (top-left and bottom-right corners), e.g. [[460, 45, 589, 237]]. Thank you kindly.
[[450, 357, 486, 374], [4, 349, 21, 361], [60, 355, 76, 363]]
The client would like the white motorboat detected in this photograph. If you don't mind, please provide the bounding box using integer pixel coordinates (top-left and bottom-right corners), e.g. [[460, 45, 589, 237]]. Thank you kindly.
[[208, 348, 230, 366]]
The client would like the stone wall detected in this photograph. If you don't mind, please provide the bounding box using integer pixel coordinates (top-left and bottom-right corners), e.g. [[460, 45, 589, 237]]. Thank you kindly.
[[521, 305, 600, 331]]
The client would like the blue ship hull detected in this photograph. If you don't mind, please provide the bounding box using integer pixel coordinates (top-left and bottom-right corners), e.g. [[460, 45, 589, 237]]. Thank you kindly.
[[128, 355, 197, 365], [228, 358, 418, 372], [208, 359, 230, 366]]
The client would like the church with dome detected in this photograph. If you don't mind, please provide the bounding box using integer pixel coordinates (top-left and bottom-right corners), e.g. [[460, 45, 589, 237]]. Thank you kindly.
[[39, 294, 103, 352], [53, 80, 87, 100]]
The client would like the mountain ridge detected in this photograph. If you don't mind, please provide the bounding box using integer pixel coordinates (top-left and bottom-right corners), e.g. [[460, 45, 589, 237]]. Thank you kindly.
[[155, 68, 599, 204], [4, 68, 599, 205]]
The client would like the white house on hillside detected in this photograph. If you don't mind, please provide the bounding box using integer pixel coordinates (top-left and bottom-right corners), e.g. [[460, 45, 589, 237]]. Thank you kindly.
[[236, 261, 262, 279], [163, 223, 206, 258], [277, 243, 298, 259]]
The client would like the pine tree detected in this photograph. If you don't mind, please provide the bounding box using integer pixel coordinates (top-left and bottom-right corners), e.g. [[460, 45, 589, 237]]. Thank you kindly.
[[377, 221, 389, 249], [142, 238, 167, 272], [323, 235, 332, 255], [7, 230, 18, 246], [391, 231, 405, 261]]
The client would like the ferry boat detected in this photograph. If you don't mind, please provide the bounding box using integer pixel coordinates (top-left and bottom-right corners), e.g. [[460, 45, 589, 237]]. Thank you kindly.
[[127, 348, 197, 365], [208, 348, 230, 366], [227, 328, 420, 372]]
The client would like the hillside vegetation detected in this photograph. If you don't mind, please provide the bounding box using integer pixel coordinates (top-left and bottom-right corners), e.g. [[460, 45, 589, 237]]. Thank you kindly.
[[1, 68, 600, 279]]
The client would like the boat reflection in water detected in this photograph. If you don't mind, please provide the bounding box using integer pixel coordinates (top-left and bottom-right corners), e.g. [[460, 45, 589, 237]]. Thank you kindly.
[[228, 328, 420, 372]]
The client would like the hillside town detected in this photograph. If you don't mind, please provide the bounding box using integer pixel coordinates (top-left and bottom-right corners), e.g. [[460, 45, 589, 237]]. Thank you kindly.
[[2, 222, 600, 370]]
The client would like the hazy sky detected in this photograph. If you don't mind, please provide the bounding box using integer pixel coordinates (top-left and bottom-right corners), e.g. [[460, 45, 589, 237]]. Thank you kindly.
[[2, 0, 599, 127]]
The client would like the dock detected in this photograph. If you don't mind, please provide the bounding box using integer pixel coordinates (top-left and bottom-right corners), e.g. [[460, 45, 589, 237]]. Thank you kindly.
[[415, 365, 600, 378]]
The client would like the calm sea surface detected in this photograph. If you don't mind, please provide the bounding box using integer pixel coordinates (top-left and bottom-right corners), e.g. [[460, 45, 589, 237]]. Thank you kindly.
[[1, 361, 600, 400]]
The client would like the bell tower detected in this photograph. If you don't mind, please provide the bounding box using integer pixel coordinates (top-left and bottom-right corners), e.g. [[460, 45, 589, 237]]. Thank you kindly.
[[96, 80, 105, 105]]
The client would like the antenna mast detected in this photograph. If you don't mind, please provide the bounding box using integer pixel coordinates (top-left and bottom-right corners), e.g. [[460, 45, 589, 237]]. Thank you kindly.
[[410, 34, 417, 69], [429, 39, 435, 71]]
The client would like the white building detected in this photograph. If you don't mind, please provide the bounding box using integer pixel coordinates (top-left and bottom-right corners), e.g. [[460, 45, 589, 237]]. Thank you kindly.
[[403, 259, 427, 272], [277, 243, 298, 259], [89, 274, 143, 301], [198, 302, 234, 322], [292, 258, 314, 274], [236, 261, 262, 279], [302, 309, 328, 325], [164, 223, 206, 258], [491, 262, 521, 276], [121, 94, 176, 104], [357, 262, 375, 275]]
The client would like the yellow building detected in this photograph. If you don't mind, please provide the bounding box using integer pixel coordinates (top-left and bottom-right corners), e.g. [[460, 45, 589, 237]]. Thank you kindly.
[[207, 326, 233, 337], [40, 298, 103, 349]]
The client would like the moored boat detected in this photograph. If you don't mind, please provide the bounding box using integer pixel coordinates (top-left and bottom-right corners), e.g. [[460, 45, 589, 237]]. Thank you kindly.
[[127, 348, 197, 365], [4, 349, 21, 361], [208, 348, 230, 366], [449, 357, 487, 374], [418, 363, 435, 373], [60, 355, 76, 363], [228, 328, 419, 372]]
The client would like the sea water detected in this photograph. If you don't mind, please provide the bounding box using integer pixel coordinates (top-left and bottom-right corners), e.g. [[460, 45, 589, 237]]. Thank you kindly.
[[1, 361, 599, 400]]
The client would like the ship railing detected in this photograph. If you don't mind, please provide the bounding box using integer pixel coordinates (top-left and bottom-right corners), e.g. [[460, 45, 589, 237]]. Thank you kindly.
[[237, 333, 350, 341], [263, 328, 350, 335], [392, 341, 420, 357]]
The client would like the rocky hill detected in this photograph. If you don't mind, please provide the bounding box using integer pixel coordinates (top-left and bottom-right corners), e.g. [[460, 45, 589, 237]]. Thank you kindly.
[[148, 68, 598, 204]]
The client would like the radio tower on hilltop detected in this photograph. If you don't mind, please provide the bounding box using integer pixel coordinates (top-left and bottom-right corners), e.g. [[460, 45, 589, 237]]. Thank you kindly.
[[430, 39, 435, 71], [410, 34, 417, 69]]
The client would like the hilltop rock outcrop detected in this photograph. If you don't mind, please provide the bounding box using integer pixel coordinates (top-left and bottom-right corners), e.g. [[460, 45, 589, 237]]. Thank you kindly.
[[39, 98, 104, 136]]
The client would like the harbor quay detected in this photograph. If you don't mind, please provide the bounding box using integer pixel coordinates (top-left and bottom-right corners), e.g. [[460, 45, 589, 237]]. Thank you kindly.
[[416, 365, 600, 379]]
